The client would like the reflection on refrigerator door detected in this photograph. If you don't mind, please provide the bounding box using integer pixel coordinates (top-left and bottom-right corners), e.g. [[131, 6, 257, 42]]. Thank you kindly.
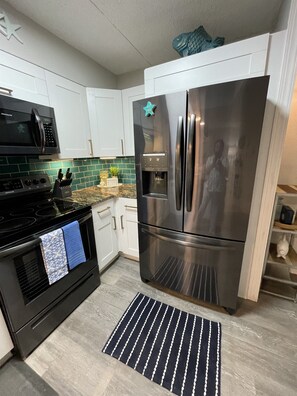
[[185, 77, 270, 241]]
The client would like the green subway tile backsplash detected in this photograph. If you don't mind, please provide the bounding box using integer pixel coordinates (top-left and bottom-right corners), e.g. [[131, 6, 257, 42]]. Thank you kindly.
[[0, 156, 136, 190]]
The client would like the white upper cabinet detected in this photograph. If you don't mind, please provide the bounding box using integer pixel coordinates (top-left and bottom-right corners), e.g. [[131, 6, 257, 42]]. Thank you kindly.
[[45, 71, 92, 159], [122, 85, 145, 156], [145, 34, 270, 96], [0, 50, 49, 105], [87, 88, 125, 157]]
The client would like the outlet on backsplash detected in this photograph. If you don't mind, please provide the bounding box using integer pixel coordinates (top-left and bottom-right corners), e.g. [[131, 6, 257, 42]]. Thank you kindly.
[[0, 156, 136, 191]]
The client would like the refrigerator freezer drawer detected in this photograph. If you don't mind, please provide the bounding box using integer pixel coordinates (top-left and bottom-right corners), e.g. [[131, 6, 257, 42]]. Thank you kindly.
[[138, 224, 244, 311]]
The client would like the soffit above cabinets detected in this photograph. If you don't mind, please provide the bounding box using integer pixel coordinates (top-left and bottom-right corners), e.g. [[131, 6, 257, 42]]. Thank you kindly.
[[5, 0, 284, 75]]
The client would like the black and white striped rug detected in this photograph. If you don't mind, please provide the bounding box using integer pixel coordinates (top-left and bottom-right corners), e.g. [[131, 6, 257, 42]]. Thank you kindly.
[[102, 293, 221, 396]]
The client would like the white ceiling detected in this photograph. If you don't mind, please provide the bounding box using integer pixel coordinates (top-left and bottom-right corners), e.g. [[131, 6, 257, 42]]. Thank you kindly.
[[5, 0, 284, 76]]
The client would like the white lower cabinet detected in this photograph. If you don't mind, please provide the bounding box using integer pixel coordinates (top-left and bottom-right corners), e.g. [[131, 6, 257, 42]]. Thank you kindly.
[[92, 198, 139, 271], [117, 198, 139, 259], [0, 308, 13, 362], [92, 200, 119, 271]]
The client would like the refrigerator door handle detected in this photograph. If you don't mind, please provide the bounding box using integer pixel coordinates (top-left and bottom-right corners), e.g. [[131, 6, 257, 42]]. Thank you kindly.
[[175, 116, 184, 210], [141, 228, 235, 251], [186, 113, 196, 212]]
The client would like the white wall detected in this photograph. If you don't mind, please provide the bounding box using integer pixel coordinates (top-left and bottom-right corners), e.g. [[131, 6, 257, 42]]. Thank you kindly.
[[116, 69, 144, 89], [273, 0, 291, 31], [278, 78, 297, 184], [0, 0, 116, 88]]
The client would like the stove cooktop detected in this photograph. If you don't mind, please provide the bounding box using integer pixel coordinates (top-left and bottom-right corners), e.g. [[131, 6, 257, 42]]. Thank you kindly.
[[0, 174, 89, 248]]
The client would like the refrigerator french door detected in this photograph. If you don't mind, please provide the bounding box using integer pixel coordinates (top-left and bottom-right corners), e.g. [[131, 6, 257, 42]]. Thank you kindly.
[[134, 91, 187, 231], [134, 76, 269, 312]]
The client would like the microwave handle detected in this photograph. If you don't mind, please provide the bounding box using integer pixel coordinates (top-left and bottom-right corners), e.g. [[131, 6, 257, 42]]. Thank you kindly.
[[32, 108, 46, 154]]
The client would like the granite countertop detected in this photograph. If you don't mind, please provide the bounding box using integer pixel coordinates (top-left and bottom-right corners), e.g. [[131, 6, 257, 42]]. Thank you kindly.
[[70, 184, 136, 206]]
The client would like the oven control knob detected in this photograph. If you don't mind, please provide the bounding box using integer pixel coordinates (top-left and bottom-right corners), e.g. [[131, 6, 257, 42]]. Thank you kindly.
[[4, 182, 13, 190], [40, 178, 47, 184], [24, 179, 32, 186], [32, 179, 39, 185]]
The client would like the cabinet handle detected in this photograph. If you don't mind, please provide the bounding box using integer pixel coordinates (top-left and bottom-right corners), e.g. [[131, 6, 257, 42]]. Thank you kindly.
[[0, 86, 13, 95], [121, 139, 124, 155], [97, 206, 110, 215], [125, 205, 137, 210], [88, 139, 94, 156], [120, 215, 124, 229], [112, 216, 117, 230]]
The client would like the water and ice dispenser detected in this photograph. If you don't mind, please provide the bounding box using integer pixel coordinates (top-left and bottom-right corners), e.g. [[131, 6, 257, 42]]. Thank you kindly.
[[141, 153, 168, 197]]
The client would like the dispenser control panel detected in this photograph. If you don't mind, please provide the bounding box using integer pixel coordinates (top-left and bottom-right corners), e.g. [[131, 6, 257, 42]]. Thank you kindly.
[[141, 152, 168, 171]]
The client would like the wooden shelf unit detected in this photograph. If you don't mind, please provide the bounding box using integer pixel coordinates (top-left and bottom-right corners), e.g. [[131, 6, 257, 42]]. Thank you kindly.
[[261, 185, 297, 302]]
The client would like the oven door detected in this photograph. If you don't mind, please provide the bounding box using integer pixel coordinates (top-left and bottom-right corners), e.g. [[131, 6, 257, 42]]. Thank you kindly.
[[0, 211, 97, 333]]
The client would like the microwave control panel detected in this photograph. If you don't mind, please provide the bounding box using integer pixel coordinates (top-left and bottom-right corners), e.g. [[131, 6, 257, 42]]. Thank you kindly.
[[43, 121, 57, 147]]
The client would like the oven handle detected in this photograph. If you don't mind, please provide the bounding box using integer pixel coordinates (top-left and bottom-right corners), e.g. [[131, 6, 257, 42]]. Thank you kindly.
[[0, 212, 92, 258], [0, 238, 41, 259], [79, 212, 92, 224]]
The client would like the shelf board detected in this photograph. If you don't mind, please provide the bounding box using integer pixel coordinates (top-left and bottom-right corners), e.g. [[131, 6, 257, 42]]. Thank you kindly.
[[261, 279, 297, 302], [272, 222, 297, 234], [277, 184, 297, 196], [264, 261, 297, 286], [268, 243, 297, 268]]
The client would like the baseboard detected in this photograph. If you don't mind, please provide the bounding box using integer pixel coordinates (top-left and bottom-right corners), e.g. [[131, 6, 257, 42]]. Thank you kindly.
[[0, 351, 12, 367], [119, 251, 139, 262]]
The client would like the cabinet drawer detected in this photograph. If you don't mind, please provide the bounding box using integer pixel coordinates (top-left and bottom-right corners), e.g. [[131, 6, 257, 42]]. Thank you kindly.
[[92, 203, 113, 225]]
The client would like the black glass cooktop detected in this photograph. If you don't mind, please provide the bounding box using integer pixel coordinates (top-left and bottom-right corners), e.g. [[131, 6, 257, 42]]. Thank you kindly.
[[0, 173, 90, 249], [0, 196, 83, 230], [0, 195, 89, 248]]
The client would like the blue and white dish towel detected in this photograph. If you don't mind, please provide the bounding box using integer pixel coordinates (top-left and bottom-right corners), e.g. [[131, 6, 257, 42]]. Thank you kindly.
[[62, 221, 86, 270], [40, 228, 69, 285]]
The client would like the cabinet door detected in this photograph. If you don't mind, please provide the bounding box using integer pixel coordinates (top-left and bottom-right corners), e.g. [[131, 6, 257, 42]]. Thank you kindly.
[[122, 85, 145, 156], [87, 88, 124, 157], [118, 198, 139, 259], [0, 50, 49, 105], [92, 200, 118, 271], [145, 34, 269, 96], [0, 308, 13, 360], [45, 71, 92, 159]]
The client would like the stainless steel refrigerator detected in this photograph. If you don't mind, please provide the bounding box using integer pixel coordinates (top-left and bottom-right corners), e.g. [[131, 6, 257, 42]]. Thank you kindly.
[[133, 76, 269, 313]]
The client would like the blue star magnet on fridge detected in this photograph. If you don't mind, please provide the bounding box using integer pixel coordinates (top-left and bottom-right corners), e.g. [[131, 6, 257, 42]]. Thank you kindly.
[[143, 101, 156, 117]]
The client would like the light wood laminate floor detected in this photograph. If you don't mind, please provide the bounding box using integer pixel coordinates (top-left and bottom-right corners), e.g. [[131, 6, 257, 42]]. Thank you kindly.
[[25, 257, 297, 396]]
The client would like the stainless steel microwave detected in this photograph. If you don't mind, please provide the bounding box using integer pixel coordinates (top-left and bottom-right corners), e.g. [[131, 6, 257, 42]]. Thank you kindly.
[[0, 94, 60, 155]]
